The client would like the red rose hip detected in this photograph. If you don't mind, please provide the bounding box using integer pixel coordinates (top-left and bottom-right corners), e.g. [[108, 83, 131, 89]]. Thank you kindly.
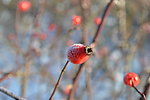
[[124, 72, 140, 87], [72, 16, 81, 25], [17, 1, 31, 12], [95, 17, 102, 25], [67, 44, 93, 64]]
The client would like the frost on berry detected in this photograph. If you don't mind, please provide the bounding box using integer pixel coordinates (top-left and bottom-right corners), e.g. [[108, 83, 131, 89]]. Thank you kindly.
[[67, 44, 93, 64]]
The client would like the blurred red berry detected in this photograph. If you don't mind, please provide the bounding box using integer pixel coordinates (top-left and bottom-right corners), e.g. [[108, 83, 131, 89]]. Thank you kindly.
[[67, 44, 93, 64], [64, 84, 72, 95], [97, 47, 109, 57], [48, 24, 56, 31], [142, 23, 150, 33], [66, 40, 74, 46], [124, 72, 140, 87], [32, 33, 39, 38], [72, 16, 81, 25], [7, 34, 17, 40], [17, 1, 31, 12], [95, 17, 102, 25], [39, 33, 47, 40]]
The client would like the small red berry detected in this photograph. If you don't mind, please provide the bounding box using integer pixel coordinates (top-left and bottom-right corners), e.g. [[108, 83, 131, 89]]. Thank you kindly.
[[124, 72, 140, 87], [39, 33, 47, 40], [72, 16, 81, 25], [94, 17, 102, 25], [64, 84, 73, 95], [48, 24, 57, 31], [66, 40, 74, 46], [7, 34, 17, 40], [67, 44, 93, 64], [17, 1, 31, 12]]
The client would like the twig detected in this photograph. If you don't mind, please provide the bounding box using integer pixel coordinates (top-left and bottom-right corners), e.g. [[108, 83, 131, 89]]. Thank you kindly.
[[49, 60, 69, 100], [0, 87, 25, 100], [92, 0, 114, 44], [132, 82, 146, 100], [139, 73, 150, 100], [0, 67, 22, 82], [68, 0, 114, 100]]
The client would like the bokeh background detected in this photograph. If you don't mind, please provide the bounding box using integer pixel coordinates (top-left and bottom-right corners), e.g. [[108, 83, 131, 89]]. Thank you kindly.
[[0, 0, 150, 100]]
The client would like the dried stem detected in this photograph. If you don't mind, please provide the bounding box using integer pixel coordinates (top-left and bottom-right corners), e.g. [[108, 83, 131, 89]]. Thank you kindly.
[[0, 87, 25, 100], [68, 0, 114, 100], [49, 60, 69, 100]]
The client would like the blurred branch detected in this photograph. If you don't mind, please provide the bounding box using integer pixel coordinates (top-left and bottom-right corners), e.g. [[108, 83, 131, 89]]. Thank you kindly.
[[68, 0, 114, 100], [132, 83, 146, 100], [0, 67, 22, 82], [67, 64, 84, 100], [0, 87, 25, 100], [80, 0, 91, 44], [85, 63, 92, 100], [80, 0, 92, 99], [21, 56, 32, 98], [139, 74, 150, 100]]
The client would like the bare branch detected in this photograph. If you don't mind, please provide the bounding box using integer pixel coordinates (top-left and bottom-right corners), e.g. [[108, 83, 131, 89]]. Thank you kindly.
[[49, 60, 69, 100], [0, 87, 25, 100]]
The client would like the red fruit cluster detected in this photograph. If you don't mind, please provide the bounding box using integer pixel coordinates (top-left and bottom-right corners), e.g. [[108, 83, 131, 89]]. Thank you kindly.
[[95, 17, 102, 25], [67, 44, 93, 64], [17, 1, 31, 12], [72, 16, 81, 25], [124, 72, 140, 87]]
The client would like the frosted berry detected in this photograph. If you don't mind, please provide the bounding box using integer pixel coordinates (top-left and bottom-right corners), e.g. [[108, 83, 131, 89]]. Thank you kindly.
[[17, 1, 31, 12], [95, 17, 102, 25], [124, 72, 140, 87], [72, 16, 81, 25], [67, 44, 93, 64]]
